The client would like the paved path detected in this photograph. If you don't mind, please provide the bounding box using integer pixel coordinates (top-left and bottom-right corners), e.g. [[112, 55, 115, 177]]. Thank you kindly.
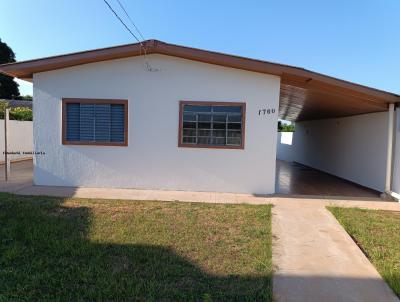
[[272, 198, 399, 302]]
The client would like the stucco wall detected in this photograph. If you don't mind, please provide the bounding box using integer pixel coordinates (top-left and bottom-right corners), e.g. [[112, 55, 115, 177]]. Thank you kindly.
[[392, 109, 400, 194], [0, 120, 33, 162], [33, 54, 280, 194], [276, 132, 294, 162], [291, 112, 388, 192]]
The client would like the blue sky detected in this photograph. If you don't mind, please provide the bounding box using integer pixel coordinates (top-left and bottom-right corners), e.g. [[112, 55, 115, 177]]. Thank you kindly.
[[1, 0, 399, 96]]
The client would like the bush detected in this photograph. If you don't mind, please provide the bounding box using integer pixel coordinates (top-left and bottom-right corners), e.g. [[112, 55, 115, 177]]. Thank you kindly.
[[278, 121, 295, 132], [0, 100, 32, 121], [10, 107, 32, 121], [0, 100, 9, 119]]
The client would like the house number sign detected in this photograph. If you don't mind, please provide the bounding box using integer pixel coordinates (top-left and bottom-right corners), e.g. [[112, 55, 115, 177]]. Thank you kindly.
[[258, 108, 276, 115]]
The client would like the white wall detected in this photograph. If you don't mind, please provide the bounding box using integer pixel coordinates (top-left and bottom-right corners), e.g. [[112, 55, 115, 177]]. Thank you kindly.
[[33, 54, 280, 194], [291, 112, 388, 192], [392, 109, 400, 194], [0, 120, 33, 162], [276, 132, 294, 162]]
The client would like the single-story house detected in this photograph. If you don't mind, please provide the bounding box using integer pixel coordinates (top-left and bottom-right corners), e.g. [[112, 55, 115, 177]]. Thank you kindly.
[[0, 40, 399, 197]]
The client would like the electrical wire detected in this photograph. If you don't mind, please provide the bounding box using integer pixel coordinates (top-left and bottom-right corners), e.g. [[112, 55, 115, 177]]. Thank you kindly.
[[102, 0, 158, 71], [102, 0, 142, 45], [115, 0, 146, 41]]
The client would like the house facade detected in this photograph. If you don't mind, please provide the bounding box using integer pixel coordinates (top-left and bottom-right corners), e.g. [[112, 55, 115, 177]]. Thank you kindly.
[[0, 40, 399, 196], [33, 54, 280, 193]]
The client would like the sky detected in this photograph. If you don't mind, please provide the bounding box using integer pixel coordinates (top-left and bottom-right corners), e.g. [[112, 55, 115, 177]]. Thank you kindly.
[[0, 0, 399, 96]]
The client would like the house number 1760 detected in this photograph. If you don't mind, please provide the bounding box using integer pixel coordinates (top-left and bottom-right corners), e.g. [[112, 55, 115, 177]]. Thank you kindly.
[[258, 108, 275, 115]]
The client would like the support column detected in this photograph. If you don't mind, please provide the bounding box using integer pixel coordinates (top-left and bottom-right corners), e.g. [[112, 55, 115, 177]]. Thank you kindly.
[[4, 108, 10, 181], [385, 103, 395, 193]]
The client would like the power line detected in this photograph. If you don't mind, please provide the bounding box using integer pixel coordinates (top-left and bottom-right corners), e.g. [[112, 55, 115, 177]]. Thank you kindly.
[[115, 0, 146, 41], [102, 0, 159, 71], [102, 0, 142, 45]]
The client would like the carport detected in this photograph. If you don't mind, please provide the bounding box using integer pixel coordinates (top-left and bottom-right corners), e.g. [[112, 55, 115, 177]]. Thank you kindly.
[[276, 71, 399, 198]]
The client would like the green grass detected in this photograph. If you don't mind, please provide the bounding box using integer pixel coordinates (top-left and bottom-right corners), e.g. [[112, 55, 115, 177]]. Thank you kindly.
[[328, 206, 400, 297], [0, 193, 272, 301]]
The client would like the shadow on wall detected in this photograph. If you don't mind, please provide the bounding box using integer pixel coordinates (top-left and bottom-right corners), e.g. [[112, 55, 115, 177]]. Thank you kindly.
[[0, 194, 270, 301]]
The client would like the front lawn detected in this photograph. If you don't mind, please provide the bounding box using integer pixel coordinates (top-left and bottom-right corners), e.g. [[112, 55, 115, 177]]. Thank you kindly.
[[0, 193, 272, 301], [328, 206, 400, 297]]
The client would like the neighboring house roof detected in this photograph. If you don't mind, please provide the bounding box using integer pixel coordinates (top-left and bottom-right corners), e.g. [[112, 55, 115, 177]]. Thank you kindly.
[[1, 99, 33, 109], [0, 40, 398, 121]]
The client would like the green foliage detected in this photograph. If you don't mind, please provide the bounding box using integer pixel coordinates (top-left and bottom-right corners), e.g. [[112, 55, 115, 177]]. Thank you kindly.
[[0, 100, 8, 118], [15, 95, 32, 101], [0, 100, 32, 121], [278, 121, 295, 132], [0, 38, 20, 99], [10, 107, 32, 121]]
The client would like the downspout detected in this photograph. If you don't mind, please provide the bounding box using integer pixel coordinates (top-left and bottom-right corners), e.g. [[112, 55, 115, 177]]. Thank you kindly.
[[384, 103, 400, 201]]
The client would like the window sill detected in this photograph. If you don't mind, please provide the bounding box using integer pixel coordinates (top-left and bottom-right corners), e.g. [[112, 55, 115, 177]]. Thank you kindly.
[[62, 141, 128, 147], [178, 143, 244, 150]]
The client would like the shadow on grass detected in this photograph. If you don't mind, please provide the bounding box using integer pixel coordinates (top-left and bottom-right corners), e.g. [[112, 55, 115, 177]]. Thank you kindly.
[[0, 194, 271, 301]]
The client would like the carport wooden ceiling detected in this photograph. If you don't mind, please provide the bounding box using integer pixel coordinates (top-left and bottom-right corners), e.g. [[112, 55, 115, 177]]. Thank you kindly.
[[280, 74, 392, 121], [0, 39, 398, 122]]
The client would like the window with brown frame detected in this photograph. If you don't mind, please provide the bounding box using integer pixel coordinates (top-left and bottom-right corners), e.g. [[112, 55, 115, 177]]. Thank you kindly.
[[178, 101, 245, 149], [62, 98, 128, 146]]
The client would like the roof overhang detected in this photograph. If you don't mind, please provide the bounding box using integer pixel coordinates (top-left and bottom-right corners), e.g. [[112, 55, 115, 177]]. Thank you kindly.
[[0, 39, 398, 121]]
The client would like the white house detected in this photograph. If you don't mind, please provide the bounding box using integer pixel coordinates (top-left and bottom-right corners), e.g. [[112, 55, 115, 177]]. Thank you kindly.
[[0, 40, 399, 197]]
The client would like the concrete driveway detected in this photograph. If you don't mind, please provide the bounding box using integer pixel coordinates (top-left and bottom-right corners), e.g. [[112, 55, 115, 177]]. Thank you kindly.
[[1, 159, 399, 301]]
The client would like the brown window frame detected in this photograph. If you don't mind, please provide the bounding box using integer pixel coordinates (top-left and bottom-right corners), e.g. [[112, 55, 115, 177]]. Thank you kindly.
[[178, 100, 246, 150], [62, 98, 128, 146]]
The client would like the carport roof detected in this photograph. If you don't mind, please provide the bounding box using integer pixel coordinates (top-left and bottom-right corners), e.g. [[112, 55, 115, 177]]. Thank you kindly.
[[0, 39, 398, 121]]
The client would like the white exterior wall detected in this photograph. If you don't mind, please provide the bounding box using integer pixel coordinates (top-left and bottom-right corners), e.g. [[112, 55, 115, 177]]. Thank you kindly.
[[33, 54, 280, 194], [276, 132, 294, 162], [291, 112, 388, 192], [392, 109, 400, 194], [0, 120, 33, 161]]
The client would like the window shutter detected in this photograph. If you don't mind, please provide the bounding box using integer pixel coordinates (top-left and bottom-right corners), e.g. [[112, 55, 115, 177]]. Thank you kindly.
[[94, 104, 111, 142], [64, 100, 126, 145], [66, 103, 80, 141], [80, 104, 95, 141], [110, 104, 125, 142]]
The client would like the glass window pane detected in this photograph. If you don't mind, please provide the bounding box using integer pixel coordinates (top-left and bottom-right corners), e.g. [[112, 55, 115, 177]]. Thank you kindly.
[[228, 123, 242, 130], [213, 106, 242, 113], [213, 114, 226, 122], [183, 129, 196, 136], [198, 114, 211, 122], [213, 123, 226, 130], [182, 136, 196, 144], [227, 130, 241, 138], [213, 130, 225, 137], [228, 115, 242, 122], [183, 121, 196, 129], [198, 129, 211, 137], [213, 137, 226, 145], [198, 122, 211, 129], [184, 105, 211, 113], [180, 103, 244, 148], [227, 137, 241, 146], [183, 113, 196, 122], [198, 137, 212, 145]]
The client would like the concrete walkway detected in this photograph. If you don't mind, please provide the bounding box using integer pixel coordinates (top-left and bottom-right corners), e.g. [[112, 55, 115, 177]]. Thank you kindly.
[[272, 198, 399, 302]]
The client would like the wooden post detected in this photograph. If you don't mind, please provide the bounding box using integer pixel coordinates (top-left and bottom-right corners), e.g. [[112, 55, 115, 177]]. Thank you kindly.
[[4, 108, 10, 181]]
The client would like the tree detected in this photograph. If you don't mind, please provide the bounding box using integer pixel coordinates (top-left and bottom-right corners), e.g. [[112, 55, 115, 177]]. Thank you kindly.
[[0, 39, 20, 99]]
